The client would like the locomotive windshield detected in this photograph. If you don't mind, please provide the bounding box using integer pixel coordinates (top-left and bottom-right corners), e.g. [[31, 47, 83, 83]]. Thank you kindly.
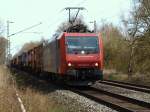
[[66, 36, 99, 54]]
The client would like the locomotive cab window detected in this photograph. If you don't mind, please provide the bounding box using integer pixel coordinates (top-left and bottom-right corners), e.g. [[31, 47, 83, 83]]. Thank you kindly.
[[66, 36, 99, 54]]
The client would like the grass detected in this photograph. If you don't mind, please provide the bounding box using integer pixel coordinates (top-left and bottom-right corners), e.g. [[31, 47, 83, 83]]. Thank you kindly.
[[0, 66, 70, 112], [104, 69, 150, 86], [18, 88, 67, 112], [0, 65, 21, 112], [0, 87, 21, 112]]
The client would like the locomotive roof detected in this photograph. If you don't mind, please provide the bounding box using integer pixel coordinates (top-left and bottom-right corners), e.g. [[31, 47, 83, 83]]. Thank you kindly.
[[64, 32, 98, 37], [56, 32, 99, 40]]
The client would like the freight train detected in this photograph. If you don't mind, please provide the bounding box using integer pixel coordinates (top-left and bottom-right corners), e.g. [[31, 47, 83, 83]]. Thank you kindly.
[[11, 32, 103, 86]]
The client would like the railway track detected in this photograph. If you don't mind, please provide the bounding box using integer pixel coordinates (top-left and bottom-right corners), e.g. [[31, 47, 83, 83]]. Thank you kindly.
[[12, 69, 150, 112], [71, 86, 150, 112], [98, 80, 150, 93]]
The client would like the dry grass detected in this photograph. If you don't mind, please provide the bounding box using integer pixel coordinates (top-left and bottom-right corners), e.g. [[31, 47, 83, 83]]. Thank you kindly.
[[127, 74, 150, 86], [104, 69, 150, 85], [0, 87, 21, 112], [0, 66, 68, 112], [0, 65, 21, 112], [18, 88, 67, 112], [0, 66, 10, 87]]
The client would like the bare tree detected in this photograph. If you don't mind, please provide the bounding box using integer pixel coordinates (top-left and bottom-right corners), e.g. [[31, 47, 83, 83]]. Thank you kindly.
[[0, 21, 4, 36], [124, 0, 150, 76], [128, 0, 150, 37]]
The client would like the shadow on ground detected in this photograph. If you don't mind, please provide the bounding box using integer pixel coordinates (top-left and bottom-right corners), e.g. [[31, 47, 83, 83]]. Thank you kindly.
[[10, 68, 65, 94]]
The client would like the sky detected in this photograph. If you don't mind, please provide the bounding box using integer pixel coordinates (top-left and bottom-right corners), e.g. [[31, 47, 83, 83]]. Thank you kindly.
[[0, 0, 132, 55]]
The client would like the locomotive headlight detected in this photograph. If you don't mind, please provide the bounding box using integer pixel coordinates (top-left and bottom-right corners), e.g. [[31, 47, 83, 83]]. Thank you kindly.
[[95, 62, 98, 66], [68, 63, 72, 67], [81, 50, 85, 54]]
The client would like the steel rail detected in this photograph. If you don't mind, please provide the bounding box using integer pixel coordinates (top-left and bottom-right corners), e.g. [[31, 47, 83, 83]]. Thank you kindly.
[[70, 86, 150, 112], [104, 80, 150, 89], [99, 80, 150, 93]]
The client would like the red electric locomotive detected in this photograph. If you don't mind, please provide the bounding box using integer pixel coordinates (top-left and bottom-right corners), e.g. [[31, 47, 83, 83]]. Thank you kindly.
[[42, 32, 103, 85]]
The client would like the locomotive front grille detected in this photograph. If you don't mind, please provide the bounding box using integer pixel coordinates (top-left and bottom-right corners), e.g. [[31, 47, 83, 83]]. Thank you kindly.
[[66, 68, 102, 81]]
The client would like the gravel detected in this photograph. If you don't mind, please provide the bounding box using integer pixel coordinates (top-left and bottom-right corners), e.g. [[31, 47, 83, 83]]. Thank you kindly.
[[95, 83, 150, 103], [49, 89, 118, 112]]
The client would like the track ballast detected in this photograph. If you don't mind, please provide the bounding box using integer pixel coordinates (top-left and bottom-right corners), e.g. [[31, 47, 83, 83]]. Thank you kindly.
[[70, 86, 150, 112]]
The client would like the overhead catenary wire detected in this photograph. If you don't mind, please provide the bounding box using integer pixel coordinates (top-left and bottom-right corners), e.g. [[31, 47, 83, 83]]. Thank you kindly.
[[8, 22, 42, 37]]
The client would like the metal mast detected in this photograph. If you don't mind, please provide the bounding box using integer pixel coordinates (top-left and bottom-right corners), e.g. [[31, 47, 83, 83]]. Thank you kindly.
[[7, 20, 14, 64]]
